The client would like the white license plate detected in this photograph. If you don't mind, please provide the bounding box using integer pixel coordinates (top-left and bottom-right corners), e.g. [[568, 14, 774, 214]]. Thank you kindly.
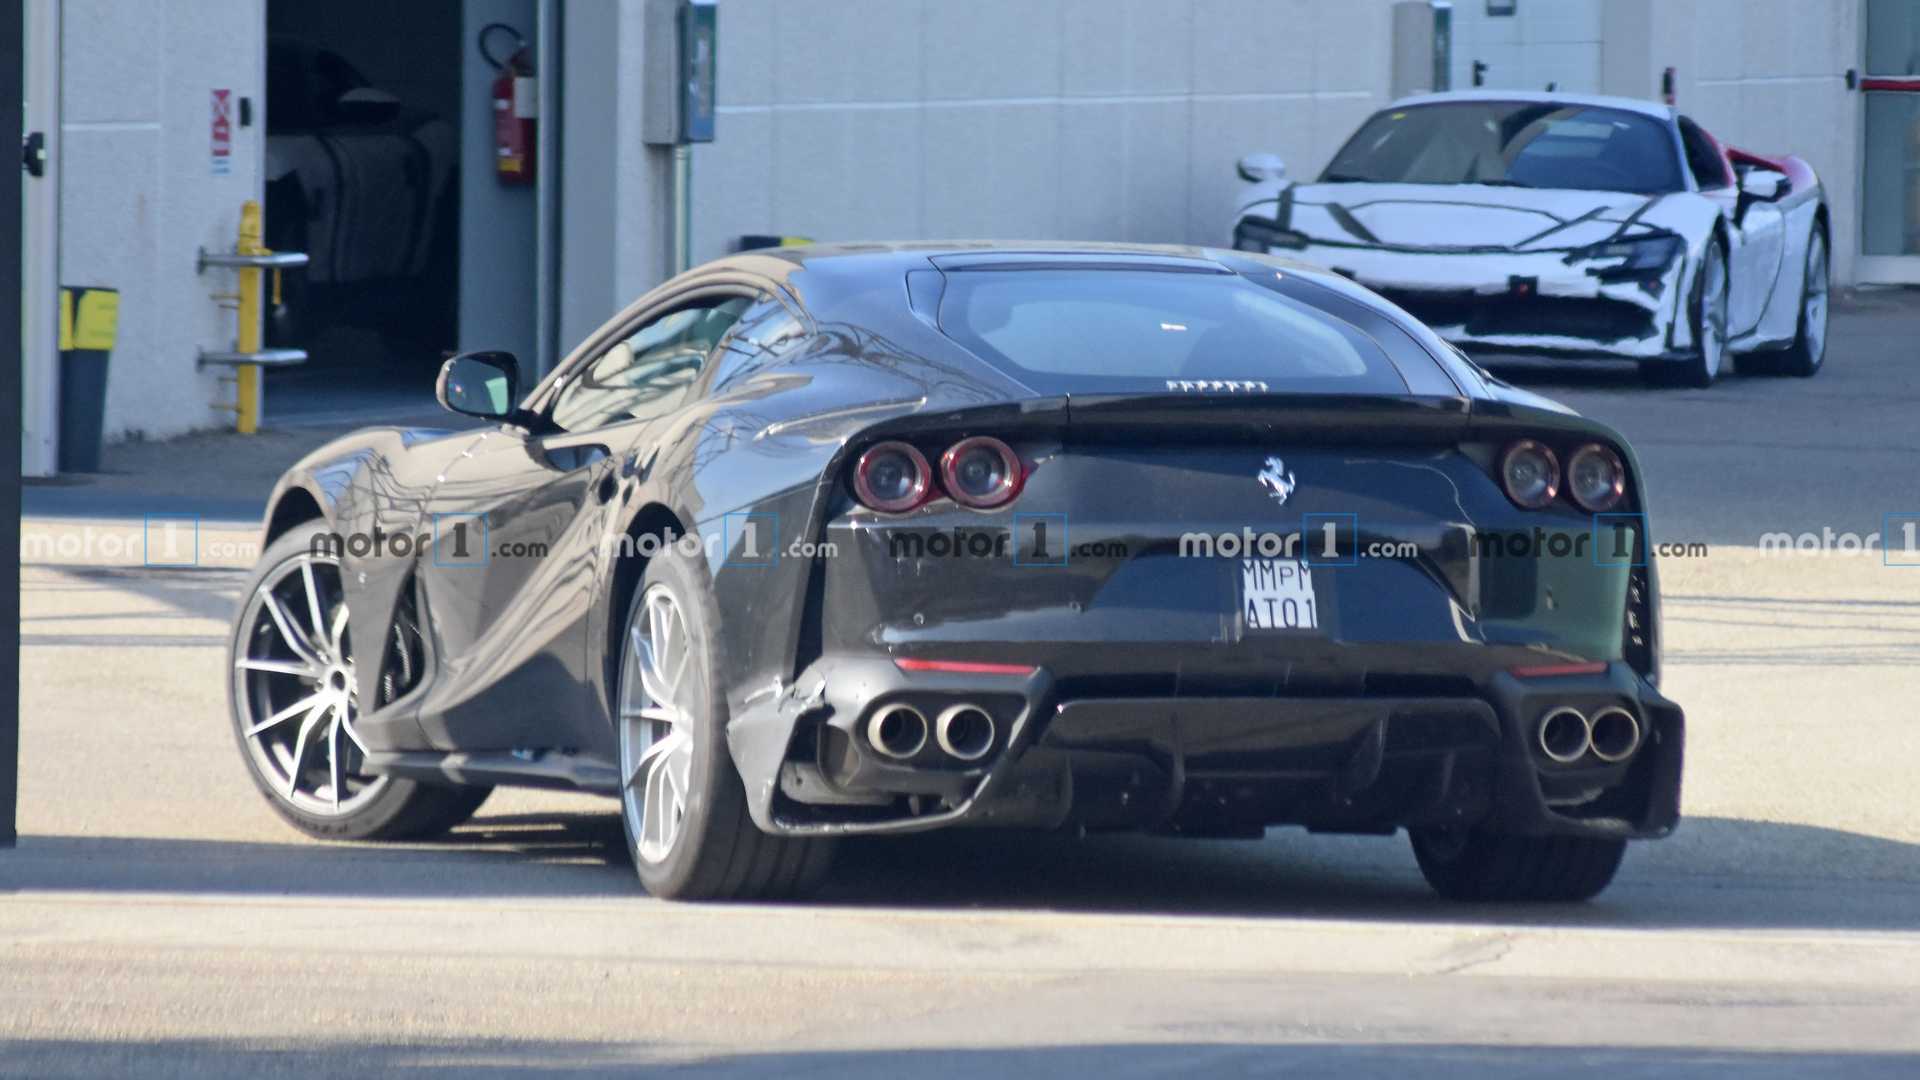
[[1241, 558, 1319, 631]]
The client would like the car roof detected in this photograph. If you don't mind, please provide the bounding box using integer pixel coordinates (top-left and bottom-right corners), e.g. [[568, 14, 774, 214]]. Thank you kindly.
[[679, 241, 1483, 398], [703, 239, 1243, 273], [1386, 89, 1675, 122]]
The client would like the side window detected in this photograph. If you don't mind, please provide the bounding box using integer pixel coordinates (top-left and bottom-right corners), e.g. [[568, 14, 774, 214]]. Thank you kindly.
[[705, 296, 807, 392], [1677, 117, 1731, 190], [549, 295, 752, 432]]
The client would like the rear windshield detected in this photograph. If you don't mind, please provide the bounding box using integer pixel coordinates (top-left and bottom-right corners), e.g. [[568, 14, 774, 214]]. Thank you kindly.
[[1323, 102, 1684, 194], [935, 269, 1409, 395]]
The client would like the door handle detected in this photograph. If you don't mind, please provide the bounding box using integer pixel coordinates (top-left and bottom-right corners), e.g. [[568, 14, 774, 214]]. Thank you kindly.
[[22, 132, 46, 178], [541, 441, 610, 471]]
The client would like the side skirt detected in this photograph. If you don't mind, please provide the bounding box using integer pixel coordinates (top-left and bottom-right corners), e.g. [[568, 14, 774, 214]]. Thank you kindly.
[[365, 750, 620, 796]]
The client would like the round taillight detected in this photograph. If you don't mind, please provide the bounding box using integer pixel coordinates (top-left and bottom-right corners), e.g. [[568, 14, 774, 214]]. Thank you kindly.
[[1499, 440, 1561, 509], [1566, 443, 1627, 512], [853, 441, 931, 513], [940, 437, 1022, 509]]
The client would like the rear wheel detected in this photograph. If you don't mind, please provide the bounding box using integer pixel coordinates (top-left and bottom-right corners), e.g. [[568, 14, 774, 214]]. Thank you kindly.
[[1409, 827, 1626, 902], [1641, 239, 1727, 389], [616, 544, 834, 900], [229, 524, 490, 840]]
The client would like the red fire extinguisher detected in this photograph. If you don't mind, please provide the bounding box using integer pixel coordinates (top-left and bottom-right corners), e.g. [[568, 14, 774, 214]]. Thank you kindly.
[[481, 23, 535, 186]]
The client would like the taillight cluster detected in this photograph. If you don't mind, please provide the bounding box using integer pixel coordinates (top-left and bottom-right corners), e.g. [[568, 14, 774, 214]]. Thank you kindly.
[[851, 437, 1024, 513], [1498, 439, 1627, 512]]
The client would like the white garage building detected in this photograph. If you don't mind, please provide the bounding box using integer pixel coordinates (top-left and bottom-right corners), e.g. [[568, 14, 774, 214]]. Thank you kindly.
[[19, 0, 1917, 474]]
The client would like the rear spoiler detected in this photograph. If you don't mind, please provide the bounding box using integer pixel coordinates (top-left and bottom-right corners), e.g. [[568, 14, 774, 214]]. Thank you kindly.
[[838, 392, 1474, 449]]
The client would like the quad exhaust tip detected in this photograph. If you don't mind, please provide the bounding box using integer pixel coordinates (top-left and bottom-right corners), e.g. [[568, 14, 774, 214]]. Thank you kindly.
[[1588, 707, 1642, 763], [866, 703, 928, 760], [1537, 707, 1591, 764], [935, 704, 996, 762]]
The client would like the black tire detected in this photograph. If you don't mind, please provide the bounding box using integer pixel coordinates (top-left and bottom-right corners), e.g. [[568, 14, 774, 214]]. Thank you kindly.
[[228, 523, 491, 841], [1409, 827, 1627, 902], [1643, 239, 1728, 389], [615, 542, 834, 901], [1739, 225, 1829, 378]]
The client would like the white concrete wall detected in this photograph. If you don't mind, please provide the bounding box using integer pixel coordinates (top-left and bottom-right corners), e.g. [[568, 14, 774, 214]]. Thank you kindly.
[[1602, 0, 1864, 284], [60, 0, 266, 442], [683, 0, 1398, 267], [1449, 0, 1605, 94], [558, 0, 675, 351], [459, 0, 539, 362]]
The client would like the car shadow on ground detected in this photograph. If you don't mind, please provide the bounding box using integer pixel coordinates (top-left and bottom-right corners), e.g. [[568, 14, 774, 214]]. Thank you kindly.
[[0, 1039, 1915, 1078], [7, 812, 1919, 933], [0, 814, 638, 900]]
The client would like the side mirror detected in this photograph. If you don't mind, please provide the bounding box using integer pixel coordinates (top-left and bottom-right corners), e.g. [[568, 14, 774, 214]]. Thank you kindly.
[[334, 87, 401, 125], [437, 351, 520, 419], [1237, 152, 1287, 183], [1733, 165, 1789, 227], [1737, 166, 1789, 202]]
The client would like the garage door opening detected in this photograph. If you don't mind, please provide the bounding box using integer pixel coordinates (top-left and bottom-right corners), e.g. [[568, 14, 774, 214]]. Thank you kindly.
[[261, 1, 542, 426]]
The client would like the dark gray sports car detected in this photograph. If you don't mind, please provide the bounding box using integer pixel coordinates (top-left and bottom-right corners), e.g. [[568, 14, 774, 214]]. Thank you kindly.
[[230, 242, 1684, 901]]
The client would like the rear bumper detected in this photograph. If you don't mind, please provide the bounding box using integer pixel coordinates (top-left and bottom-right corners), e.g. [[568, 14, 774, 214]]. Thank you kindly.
[[730, 654, 1683, 843]]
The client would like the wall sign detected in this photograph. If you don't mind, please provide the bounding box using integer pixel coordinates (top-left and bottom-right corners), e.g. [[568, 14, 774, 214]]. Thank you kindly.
[[211, 89, 232, 175]]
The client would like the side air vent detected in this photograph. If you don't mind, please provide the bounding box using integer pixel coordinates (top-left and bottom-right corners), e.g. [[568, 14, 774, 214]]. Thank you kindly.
[[1624, 565, 1654, 677], [379, 576, 428, 706]]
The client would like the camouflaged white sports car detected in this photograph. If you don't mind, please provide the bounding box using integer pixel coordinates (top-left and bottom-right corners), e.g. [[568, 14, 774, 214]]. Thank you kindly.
[[1231, 91, 1829, 388]]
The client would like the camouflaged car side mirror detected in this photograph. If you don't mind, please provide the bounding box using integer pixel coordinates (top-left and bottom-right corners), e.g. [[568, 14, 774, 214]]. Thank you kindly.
[[1237, 152, 1287, 183], [1746, 170, 1790, 202]]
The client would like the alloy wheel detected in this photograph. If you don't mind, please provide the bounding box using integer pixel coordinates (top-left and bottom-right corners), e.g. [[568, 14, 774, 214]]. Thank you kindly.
[[1802, 232, 1828, 368], [233, 553, 386, 815], [621, 584, 697, 865], [1699, 245, 1728, 380]]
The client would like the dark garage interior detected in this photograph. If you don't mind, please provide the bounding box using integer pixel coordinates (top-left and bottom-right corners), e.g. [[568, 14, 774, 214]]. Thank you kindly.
[[263, 0, 466, 405]]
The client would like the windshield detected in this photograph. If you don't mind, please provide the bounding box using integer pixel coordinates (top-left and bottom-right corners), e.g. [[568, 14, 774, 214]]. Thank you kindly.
[[935, 269, 1409, 395], [1321, 102, 1684, 194]]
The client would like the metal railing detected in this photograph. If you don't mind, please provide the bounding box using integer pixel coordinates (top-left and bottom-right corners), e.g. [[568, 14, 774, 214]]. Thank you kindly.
[[196, 200, 310, 433]]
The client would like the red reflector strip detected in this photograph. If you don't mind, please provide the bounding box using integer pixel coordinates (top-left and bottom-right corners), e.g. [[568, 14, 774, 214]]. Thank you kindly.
[[894, 658, 1036, 676], [1510, 661, 1608, 678]]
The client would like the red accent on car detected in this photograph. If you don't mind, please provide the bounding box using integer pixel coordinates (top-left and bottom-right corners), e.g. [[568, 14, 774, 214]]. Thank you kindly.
[[894, 658, 1037, 676], [1565, 443, 1628, 513], [1498, 439, 1561, 510], [852, 441, 932, 514], [939, 436, 1024, 509]]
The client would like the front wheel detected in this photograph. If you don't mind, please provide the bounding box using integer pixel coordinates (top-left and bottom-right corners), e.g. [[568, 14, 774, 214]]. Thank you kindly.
[[1643, 240, 1728, 389], [229, 524, 490, 840], [1409, 827, 1626, 902], [615, 544, 833, 900]]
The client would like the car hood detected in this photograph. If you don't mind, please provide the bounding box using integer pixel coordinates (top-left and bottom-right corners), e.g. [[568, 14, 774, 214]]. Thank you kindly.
[[1276, 182, 1671, 253]]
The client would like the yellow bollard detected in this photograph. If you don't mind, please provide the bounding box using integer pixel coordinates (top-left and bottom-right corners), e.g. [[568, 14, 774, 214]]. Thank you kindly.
[[199, 201, 306, 429], [234, 200, 266, 434]]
